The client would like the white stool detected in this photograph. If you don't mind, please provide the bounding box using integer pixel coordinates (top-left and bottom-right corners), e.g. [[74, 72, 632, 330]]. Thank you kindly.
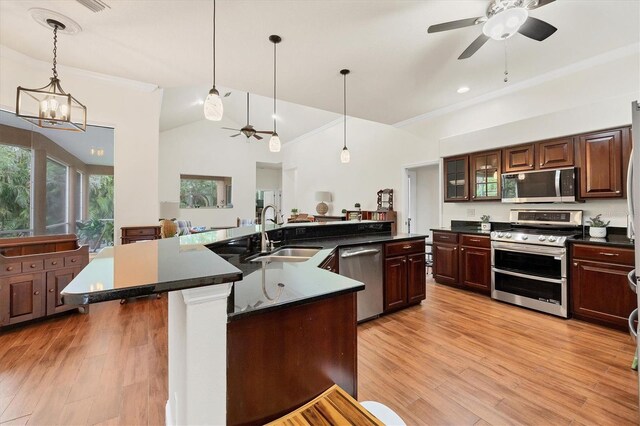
[[360, 401, 406, 426]]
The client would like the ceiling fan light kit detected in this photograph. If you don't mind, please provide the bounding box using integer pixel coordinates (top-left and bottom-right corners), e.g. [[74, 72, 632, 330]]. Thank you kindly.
[[427, 0, 557, 60], [16, 18, 87, 132], [204, 0, 224, 121]]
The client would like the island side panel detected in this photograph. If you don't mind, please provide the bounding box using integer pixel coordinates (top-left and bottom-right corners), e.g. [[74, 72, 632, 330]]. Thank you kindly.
[[227, 292, 357, 426]]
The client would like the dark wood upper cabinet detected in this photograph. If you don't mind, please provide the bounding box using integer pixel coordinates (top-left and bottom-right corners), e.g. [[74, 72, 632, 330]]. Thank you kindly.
[[537, 137, 575, 169], [576, 127, 631, 199], [443, 155, 469, 202], [503, 144, 535, 172], [470, 150, 501, 201]]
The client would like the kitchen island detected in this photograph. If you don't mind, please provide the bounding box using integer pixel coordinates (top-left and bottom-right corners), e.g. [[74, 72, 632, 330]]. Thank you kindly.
[[61, 220, 426, 425]]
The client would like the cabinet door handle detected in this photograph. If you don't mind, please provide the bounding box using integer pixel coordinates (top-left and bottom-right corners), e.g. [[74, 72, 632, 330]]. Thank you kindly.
[[30, 264, 36, 269], [71, 258, 77, 263], [616, 190, 621, 194], [51, 261, 58, 265], [540, 162, 543, 166], [49, 288, 54, 293], [461, 248, 465, 252], [453, 247, 457, 251], [34, 291, 40, 295], [529, 163, 533, 167], [573, 262, 578, 266], [6, 266, 14, 271], [599, 252, 619, 257]]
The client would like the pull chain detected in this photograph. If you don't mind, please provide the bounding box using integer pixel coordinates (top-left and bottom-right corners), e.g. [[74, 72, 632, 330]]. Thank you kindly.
[[503, 40, 508, 83], [52, 24, 58, 80]]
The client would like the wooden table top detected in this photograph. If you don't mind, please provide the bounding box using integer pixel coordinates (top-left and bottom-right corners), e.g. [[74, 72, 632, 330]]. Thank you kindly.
[[266, 384, 384, 426]]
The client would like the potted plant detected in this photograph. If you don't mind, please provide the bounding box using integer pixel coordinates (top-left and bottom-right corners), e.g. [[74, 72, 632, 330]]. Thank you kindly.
[[291, 208, 299, 219], [587, 214, 610, 238], [480, 215, 491, 231]]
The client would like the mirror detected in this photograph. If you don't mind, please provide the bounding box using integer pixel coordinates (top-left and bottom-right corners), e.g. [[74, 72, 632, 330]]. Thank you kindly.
[[0, 109, 114, 252]]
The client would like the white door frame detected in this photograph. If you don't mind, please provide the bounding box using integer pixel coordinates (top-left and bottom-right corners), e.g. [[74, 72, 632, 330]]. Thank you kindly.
[[401, 160, 442, 234]]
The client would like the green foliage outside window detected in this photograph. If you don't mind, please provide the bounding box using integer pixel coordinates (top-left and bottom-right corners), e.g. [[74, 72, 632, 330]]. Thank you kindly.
[[0, 145, 31, 234], [89, 175, 114, 220], [180, 178, 217, 208]]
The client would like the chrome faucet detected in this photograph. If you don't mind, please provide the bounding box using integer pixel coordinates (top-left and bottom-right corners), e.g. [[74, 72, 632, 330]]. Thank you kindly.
[[261, 204, 277, 252]]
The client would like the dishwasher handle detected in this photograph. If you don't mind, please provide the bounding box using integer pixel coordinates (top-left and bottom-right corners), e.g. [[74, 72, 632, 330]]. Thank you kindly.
[[341, 248, 380, 258]]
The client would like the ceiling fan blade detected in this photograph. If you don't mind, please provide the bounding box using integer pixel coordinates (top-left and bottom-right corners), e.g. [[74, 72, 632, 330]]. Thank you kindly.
[[427, 17, 484, 34], [222, 127, 240, 131], [518, 16, 557, 41], [458, 34, 490, 59], [230, 133, 241, 137], [255, 131, 274, 134], [526, 0, 555, 10], [224, 92, 232, 97], [253, 134, 263, 140]]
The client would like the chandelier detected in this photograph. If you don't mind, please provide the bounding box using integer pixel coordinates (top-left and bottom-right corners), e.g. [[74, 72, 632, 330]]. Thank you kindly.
[[16, 19, 87, 132]]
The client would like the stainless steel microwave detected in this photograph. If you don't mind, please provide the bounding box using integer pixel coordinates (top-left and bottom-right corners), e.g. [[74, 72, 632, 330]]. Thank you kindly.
[[501, 167, 577, 203]]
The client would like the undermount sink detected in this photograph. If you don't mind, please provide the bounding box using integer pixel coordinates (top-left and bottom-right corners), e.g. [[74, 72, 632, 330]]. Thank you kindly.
[[250, 247, 321, 263]]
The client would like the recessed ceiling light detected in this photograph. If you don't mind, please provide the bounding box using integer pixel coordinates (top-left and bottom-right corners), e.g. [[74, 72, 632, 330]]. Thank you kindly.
[[457, 86, 470, 94]]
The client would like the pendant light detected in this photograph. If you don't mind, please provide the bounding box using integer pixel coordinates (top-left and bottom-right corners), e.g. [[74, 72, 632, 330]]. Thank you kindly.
[[340, 69, 350, 163], [204, 0, 223, 121], [269, 35, 282, 153], [16, 19, 87, 132]]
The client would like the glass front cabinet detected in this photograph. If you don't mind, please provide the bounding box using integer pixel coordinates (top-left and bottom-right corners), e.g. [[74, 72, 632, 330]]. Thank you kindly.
[[470, 150, 502, 200], [443, 155, 469, 202]]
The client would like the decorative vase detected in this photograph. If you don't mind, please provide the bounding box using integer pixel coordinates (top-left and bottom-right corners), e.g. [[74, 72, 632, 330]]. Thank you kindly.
[[481, 222, 491, 231], [316, 202, 328, 216], [589, 227, 607, 238]]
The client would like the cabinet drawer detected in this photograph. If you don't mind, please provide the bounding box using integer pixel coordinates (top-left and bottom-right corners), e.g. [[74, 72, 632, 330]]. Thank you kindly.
[[0, 262, 21, 276], [45, 257, 64, 269], [22, 259, 44, 272], [385, 239, 425, 257], [572, 244, 634, 265], [433, 232, 458, 244], [460, 234, 490, 249], [64, 255, 84, 267], [122, 227, 159, 237]]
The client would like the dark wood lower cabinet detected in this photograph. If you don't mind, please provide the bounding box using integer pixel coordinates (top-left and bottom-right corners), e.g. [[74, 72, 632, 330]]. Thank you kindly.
[[383, 240, 426, 313], [227, 292, 357, 426], [459, 246, 491, 294], [433, 243, 459, 285], [571, 243, 636, 330], [0, 273, 45, 326], [384, 256, 407, 311], [46, 267, 83, 315]]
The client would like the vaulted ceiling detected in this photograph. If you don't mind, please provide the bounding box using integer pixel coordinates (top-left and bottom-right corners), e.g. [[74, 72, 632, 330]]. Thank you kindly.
[[1, 1, 638, 127]]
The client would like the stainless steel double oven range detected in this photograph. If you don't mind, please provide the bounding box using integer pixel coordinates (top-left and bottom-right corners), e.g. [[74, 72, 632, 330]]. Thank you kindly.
[[491, 209, 583, 318]]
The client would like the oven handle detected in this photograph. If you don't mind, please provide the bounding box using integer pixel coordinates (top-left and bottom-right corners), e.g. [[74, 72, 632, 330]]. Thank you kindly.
[[492, 267, 564, 284], [491, 241, 565, 257]]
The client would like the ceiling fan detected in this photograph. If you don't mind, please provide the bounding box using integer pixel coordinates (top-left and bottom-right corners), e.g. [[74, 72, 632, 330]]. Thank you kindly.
[[222, 93, 272, 140], [427, 0, 557, 60]]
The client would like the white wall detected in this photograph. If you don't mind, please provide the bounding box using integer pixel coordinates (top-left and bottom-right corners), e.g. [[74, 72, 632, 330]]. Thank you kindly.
[[282, 117, 426, 226], [256, 167, 282, 190], [400, 51, 639, 228], [159, 118, 283, 227], [0, 46, 162, 242]]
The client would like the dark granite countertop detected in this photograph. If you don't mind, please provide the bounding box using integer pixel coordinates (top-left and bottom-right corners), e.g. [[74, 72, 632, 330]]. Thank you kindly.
[[290, 232, 427, 249], [569, 234, 635, 248], [431, 227, 492, 236], [61, 237, 242, 305]]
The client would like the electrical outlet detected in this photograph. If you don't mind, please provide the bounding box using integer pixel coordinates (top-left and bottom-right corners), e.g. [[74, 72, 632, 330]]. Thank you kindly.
[[467, 209, 475, 218]]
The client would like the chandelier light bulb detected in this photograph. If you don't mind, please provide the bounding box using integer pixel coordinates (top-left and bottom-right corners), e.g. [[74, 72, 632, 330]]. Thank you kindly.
[[269, 132, 281, 152], [204, 88, 223, 121], [340, 147, 350, 164]]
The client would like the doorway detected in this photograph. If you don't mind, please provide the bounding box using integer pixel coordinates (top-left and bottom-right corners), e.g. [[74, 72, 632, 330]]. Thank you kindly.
[[405, 162, 440, 237], [256, 162, 282, 223]]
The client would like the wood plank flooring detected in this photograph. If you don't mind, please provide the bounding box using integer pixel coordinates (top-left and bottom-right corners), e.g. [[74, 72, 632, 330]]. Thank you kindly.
[[0, 278, 637, 425]]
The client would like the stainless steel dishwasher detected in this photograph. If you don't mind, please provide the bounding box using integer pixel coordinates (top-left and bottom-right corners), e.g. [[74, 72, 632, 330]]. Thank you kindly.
[[339, 245, 383, 322]]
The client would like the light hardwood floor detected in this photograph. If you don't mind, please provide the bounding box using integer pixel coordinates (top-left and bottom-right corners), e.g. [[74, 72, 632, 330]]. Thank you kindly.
[[0, 278, 637, 425]]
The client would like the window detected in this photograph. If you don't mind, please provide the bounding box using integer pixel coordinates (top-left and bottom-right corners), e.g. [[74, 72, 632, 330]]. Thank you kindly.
[[46, 158, 68, 234], [180, 175, 232, 208], [88, 175, 114, 220], [0, 144, 31, 236]]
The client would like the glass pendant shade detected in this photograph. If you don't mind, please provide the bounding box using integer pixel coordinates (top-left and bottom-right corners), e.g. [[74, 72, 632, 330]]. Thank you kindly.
[[482, 8, 528, 40], [269, 132, 281, 152], [204, 87, 223, 121], [340, 147, 350, 164]]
